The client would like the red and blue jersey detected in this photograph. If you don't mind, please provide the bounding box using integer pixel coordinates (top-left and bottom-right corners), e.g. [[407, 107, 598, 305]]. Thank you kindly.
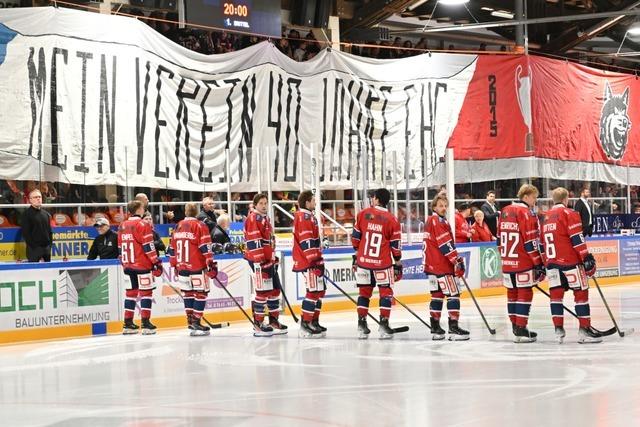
[[168, 217, 213, 273], [243, 209, 274, 264], [542, 204, 589, 269], [423, 213, 458, 276], [292, 208, 323, 271], [498, 201, 543, 273], [352, 206, 401, 270], [118, 216, 158, 271]]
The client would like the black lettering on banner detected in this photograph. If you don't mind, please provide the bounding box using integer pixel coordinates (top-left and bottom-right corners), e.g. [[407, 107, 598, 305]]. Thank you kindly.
[[379, 86, 391, 179], [363, 87, 380, 181], [283, 77, 301, 182], [27, 47, 47, 159], [223, 78, 240, 179], [349, 81, 364, 180], [75, 51, 93, 173], [330, 78, 345, 181], [239, 74, 256, 181], [198, 80, 216, 183], [174, 77, 200, 181], [154, 65, 174, 178], [422, 82, 448, 171], [489, 75, 497, 137], [267, 72, 283, 180], [336, 79, 346, 180], [320, 77, 327, 181], [135, 58, 151, 174], [98, 54, 117, 174], [50, 47, 68, 170]]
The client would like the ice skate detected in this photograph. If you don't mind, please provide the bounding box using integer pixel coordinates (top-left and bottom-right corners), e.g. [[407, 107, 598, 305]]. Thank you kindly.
[[555, 326, 566, 344], [299, 320, 322, 338], [447, 319, 470, 341], [253, 321, 274, 337], [513, 326, 537, 343], [312, 319, 327, 337], [431, 318, 446, 341], [578, 326, 602, 344], [122, 319, 139, 335], [189, 319, 211, 336], [378, 317, 394, 340], [268, 316, 288, 335], [141, 319, 157, 335], [358, 316, 371, 339]]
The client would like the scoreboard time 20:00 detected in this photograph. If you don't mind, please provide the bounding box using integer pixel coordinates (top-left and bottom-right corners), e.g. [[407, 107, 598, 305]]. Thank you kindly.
[[223, 2, 249, 18]]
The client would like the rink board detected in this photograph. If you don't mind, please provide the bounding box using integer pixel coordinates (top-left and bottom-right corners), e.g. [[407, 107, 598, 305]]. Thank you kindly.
[[0, 237, 636, 344]]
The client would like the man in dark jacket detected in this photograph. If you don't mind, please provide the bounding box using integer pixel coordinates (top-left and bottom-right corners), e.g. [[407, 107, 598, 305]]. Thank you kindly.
[[197, 197, 226, 239], [21, 189, 52, 262], [87, 218, 118, 260], [574, 187, 593, 237], [212, 214, 232, 245], [481, 190, 500, 237]]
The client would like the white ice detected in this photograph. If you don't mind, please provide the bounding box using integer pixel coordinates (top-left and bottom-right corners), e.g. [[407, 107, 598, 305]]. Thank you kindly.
[[1, 284, 640, 427]]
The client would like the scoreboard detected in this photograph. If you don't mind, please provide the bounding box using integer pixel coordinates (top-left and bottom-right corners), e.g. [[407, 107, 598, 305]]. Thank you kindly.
[[185, 0, 281, 38]]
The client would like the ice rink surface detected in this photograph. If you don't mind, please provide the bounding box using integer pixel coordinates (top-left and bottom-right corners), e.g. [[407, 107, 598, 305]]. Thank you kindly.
[[1, 284, 640, 427]]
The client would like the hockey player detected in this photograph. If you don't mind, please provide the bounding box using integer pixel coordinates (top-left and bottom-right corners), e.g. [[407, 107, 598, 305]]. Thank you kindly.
[[118, 200, 163, 335], [352, 188, 402, 339], [244, 193, 286, 336], [423, 194, 470, 340], [168, 203, 218, 336], [498, 184, 545, 343], [293, 190, 326, 338], [542, 187, 601, 344]]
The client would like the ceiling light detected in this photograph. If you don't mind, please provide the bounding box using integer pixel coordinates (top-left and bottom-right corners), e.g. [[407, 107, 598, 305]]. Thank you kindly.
[[628, 24, 640, 35], [407, 0, 429, 11], [439, 0, 470, 5], [491, 10, 514, 19]]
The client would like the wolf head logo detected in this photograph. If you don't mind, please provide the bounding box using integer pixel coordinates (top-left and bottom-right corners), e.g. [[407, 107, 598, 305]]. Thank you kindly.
[[599, 82, 631, 161]]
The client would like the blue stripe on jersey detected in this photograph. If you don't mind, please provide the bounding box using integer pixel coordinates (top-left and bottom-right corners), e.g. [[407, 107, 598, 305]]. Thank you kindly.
[[199, 245, 209, 254], [439, 242, 454, 257], [166, 247, 174, 256], [143, 243, 153, 253], [524, 240, 536, 253], [390, 240, 400, 250], [570, 233, 584, 247], [300, 238, 320, 251], [352, 229, 362, 240], [246, 240, 261, 250]]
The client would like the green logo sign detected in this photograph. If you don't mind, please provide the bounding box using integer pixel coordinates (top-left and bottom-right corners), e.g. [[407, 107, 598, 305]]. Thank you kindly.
[[481, 246, 501, 280]]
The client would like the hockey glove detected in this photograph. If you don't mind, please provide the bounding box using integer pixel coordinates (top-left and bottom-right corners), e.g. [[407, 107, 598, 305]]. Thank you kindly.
[[152, 261, 164, 277], [206, 260, 218, 279], [311, 261, 325, 277], [533, 264, 546, 282], [393, 263, 403, 282], [583, 253, 597, 277], [454, 257, 465, 278]]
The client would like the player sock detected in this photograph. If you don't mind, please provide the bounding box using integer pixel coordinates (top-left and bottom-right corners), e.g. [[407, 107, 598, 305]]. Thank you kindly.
[[124, 289, 138, 320], [515, 288, 533, 327], [550, 286, 565, 327], [507, 288, 517, 325], [447, 296, 460, 321], [139, 289, 153, 320], [430, 291, 444, 320], [379, 286, 393, 319], [253, 294, 267, 323], [574, 289, 591, 328], [357, 286, 373, 318], [192, 292, 207, 320]]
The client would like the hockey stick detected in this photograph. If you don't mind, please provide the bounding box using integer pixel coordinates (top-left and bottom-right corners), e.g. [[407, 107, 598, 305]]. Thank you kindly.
[[212, 277, 265, 332], [460, 276, 496, 335], [592, 277, 634, 338], [392, 296, 431, 331], [167, 283, 230, 329], [534, 285, 617, 337], [323, 274, 409, 333], [274, 265, 299, 323]]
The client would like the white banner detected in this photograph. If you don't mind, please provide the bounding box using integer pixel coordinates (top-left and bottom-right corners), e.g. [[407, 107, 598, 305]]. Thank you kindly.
[[0, 7, 477, 191], [0, 264, 120, 331]]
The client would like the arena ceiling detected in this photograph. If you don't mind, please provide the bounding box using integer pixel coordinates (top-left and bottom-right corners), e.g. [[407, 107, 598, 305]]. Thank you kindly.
[[337, 0, 640, 67]]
